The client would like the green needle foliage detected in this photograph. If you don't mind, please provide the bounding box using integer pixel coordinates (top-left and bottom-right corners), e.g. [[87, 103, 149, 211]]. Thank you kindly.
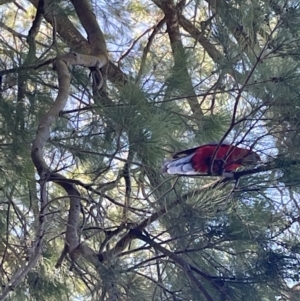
[[1, 0, 300, 300]]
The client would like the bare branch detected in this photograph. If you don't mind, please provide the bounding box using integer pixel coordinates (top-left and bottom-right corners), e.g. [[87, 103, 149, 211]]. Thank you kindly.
[[70, 0, 107, 56]]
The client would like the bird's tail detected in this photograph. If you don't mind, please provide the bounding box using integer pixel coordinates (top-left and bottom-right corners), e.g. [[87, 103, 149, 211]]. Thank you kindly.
[[163, 153, 199, 175]]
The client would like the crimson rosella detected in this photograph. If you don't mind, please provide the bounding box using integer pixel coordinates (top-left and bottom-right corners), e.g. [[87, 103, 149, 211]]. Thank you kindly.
[[163, 143, 260, 175]]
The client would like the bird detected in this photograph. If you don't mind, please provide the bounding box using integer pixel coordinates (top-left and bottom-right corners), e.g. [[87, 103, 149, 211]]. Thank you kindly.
[[163, 143, 260, 176]]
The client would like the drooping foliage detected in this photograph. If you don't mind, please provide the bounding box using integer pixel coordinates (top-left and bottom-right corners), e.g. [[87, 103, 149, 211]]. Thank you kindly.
[[0, 0, 300, 300]]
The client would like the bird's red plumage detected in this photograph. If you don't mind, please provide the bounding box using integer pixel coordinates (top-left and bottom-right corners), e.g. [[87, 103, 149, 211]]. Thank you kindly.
[[164, 144, 260, 175]]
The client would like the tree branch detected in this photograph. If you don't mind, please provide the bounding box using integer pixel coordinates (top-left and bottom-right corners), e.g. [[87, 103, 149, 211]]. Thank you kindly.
[[131, 229, 215, 301], [153, 0, 203, 117], [70, 0, 107, 56]]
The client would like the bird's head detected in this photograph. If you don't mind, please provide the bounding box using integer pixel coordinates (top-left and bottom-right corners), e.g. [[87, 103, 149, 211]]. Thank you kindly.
[[243, 150, 261, 164]]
